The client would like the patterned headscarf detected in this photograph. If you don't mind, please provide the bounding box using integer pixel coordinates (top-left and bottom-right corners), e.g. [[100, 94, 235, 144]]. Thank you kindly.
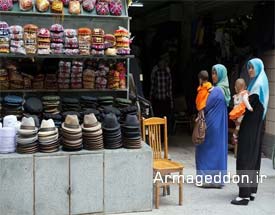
[[212, 64, 231, 106], [247, 58, 269, 119]]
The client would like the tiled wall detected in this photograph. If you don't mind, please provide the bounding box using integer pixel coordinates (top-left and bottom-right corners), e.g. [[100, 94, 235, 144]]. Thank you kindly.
[[262, 50, 275, 135]]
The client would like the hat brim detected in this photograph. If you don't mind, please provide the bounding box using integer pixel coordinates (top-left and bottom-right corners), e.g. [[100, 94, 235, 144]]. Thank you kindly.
[[18, 128, 38, 135], [62, 123, 82, 133], [38, 128, 58, 137], [81, 122, 102, 132]]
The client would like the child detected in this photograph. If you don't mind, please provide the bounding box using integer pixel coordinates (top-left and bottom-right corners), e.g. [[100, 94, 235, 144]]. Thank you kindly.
[[229, 78, 253, 144], [196, 70, 213, 111]]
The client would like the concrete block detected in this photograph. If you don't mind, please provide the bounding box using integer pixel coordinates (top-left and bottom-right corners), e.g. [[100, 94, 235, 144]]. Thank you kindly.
[[104, 143, 153, 214], [0, 155, 33, 215], [70, 153, 104, 215], [266, 121, 275, 136], [34, 156, 69, 215]]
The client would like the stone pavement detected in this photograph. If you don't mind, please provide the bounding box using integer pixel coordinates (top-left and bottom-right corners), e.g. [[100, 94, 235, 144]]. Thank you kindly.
[[117, 131, 275, 215]]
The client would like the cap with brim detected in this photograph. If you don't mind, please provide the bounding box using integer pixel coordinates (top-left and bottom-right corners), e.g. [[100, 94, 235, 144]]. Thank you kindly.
[[17, 135, 38, 144], [38, 128, 58, 137], [82, 121, 101, 132], [62, 123, 81, 133], [39, 133, 59, 143], [18, 127, 38, 135]]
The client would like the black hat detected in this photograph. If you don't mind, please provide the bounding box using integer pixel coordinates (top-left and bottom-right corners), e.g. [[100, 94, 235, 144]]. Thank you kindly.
[[24, 97, 43, 114], [122, 114, 140, 129], [102, 113, 120, 131]]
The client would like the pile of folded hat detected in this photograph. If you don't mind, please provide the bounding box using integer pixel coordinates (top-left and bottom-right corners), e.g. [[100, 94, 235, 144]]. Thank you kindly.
[[37, 28, 51, 55], [102, 113, 122, 149], [0, 68, 9, 90], [116, 62, 126, 89], [50, 24, 64, 55], [83, 68, 96, 89], [62, 115, 83, 151], [33, 74, 45, 89], [3, 95, 23, 119], [38, 119, 60, 153], [80, 96, 98, 110], [64, 29, 79, 55], [95, 0, 109, 15], [108, 69, 120, 89], [82, 0, 96, 12], [104, 34, 116, 55], [82, 114, 104, 150], [91, 28, 105, 55], [101, 105, 121, 120], [42, 95, 61, 115], [24, 24, 38, 54], [0, 21, 10, 54], [58, 60, 71, 89], [95, 63, 108, 89], [78, 28, 91, 56], [71, 60, 83, 89], [62, 97, 80, 112], [0, 115, 18, 153], [98, 96, 114, 106], [109, 0, 123, 16], [44, 73, 58, 89], [82, 108, 101, 122], [23, 97, 43, 117], [119, 105, 138, 124], [115, 27, 131, 55], [6, 63, 24, 89], [9, 25, 26, 55], [16, 117, 39, 154], [121, 114, 142, 149], [114, 97, 132, 108]]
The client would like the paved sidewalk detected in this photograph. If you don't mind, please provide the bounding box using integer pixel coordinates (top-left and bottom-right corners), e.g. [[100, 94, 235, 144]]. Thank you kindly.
[[118, 131, 275, 215]]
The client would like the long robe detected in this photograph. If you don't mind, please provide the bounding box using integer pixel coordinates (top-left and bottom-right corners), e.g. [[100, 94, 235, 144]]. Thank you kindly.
[[196, 87, 228, 184]]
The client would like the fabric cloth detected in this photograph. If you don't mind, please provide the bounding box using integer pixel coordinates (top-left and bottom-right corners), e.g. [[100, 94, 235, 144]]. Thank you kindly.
[[196, 81, 213, 111], [229, 90, 252, 120], [195, 87, 228, 184], [150, 65, 173, 108], [247, 58, 269, 119], [212, 64, 231, 106]]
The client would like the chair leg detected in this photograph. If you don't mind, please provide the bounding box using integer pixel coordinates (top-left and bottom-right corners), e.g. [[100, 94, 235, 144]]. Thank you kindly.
[[179, 170, 183, 205], [163, 185, 167, 196], [155, 183, 160, 209]]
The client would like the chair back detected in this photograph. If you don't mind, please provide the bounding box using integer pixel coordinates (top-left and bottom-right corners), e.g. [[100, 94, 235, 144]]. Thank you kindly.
[[142, 117, 168, 160]]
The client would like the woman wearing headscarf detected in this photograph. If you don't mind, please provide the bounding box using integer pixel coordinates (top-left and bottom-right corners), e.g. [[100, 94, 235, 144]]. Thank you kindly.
[[231, 58, 269, 205], [195, 64, 229, 188]]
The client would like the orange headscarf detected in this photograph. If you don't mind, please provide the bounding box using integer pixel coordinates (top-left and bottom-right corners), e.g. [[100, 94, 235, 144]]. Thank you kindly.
[[196, 82, 213, 111]]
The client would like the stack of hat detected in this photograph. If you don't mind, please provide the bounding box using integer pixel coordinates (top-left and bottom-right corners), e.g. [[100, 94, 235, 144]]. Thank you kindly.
[[82, 0, 96, 12], [3, 95, 23, 119], [33, 74, 44, 89], [82, 114, 104, 150], [78, 28, 91, 56], [9, 25, 26, 55], [114, 97, 132, 108], [71, 60, 83, 89], [80, 96, 98, 110], [91, 28, 105, 55], [0, 68, 9, 90], [121, 114, 142, 149], [37, 28, 51, 55], [102, 113, 122, 149], [95, 63, 108, 89], [16, 117, 39, 154], [62, 115, 83, 151], [23, 97, 43, 116], [44, 73, 58, 89], [98, 96, 114, 106], [108, 69, 120, 89], [38, 119, 60, 153], [44, 113, 62, 128], [7, 63, 24, 89], [109, 0, 123, 16], [115, 27, 131, 55], [42, 96, 61, 115], [24, 24, 38, 54], [22, 72, 33, 89], [0, 21, 10, 54], [120, 105, 138, 124], [50, 24, 64, 55], [104, 34, 116, 55], [64, 29, 79, 55], [95, 0, 109, 15], [101, 105, 121, 119], [83, 68, 96, 89], [81, 108, 101, 121], [0, 115, 18, 153], [0, 97, 2, 119], [58, 60, 71, 89], [62, 97, 80, 112], [116, 62, 126, 89]]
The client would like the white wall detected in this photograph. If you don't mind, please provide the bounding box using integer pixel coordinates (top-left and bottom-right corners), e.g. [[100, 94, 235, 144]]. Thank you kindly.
[[262, 50, 275, 135]]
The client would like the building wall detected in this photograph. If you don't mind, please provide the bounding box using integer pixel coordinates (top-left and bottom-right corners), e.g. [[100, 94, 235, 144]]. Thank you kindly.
[[262, 50, 275, 158]]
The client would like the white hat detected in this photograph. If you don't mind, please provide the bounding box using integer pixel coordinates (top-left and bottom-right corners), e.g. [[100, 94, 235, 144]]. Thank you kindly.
[[3, 115, 18, 128], [18, 117, 38, 135], [17, 134, 38, 145], [81, 114, 101, 132], [38, 119, 58, 137], [0, 127, 16, 153]]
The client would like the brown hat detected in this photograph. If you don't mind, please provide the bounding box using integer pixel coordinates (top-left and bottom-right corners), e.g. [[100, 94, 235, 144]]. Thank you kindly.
[[62, 115, 81, 133], [81, 114, 101, 132]]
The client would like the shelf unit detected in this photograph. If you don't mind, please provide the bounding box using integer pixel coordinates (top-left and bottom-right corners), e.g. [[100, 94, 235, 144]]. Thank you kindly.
[[0, 0, 132, 99]]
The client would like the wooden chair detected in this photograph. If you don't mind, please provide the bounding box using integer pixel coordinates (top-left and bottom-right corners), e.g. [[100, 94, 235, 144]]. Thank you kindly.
[[142, 117, 184, 209]]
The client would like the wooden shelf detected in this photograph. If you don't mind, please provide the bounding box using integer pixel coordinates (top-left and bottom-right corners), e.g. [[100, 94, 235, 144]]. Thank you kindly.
[[0, 89, 127, 93], [0, 54, 134, 60]]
